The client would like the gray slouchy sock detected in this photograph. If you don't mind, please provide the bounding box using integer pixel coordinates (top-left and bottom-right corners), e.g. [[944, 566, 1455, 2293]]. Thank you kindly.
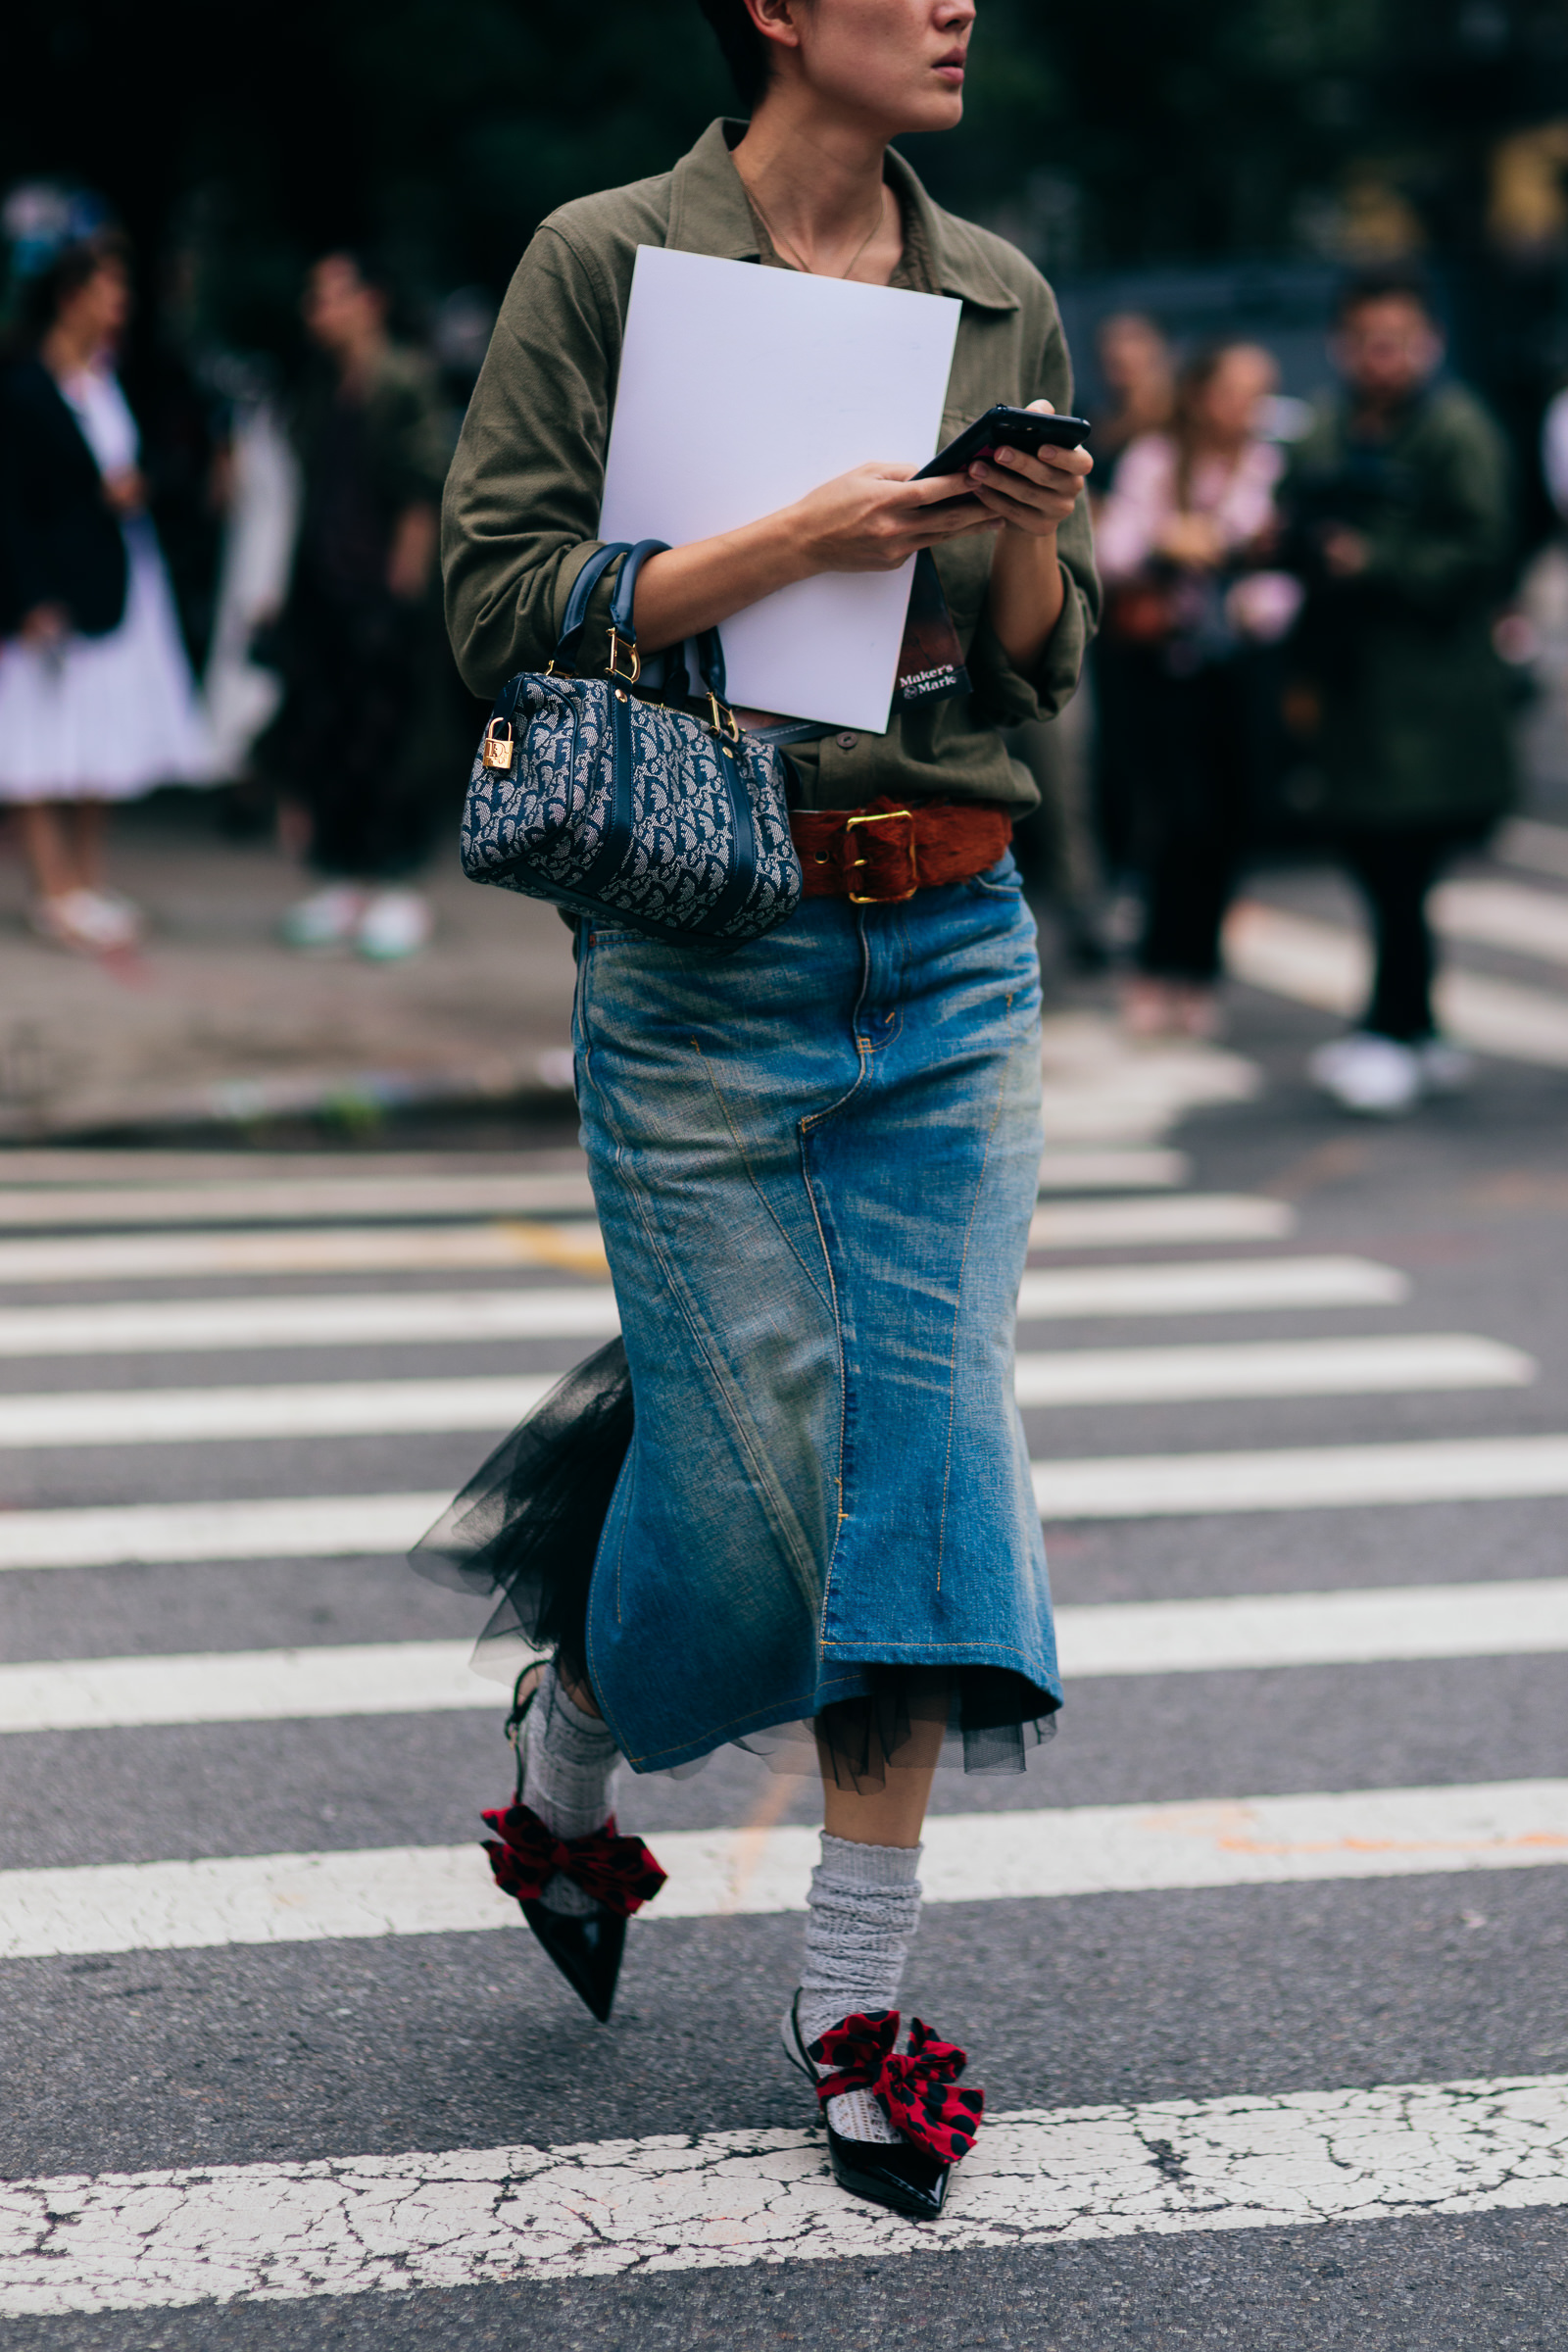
[[521, 1661, 621, 1916], [798, 1833, 923, 2045]]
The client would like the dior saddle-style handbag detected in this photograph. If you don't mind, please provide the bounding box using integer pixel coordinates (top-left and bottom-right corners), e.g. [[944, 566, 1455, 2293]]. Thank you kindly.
[[460, 536, 802, 948]]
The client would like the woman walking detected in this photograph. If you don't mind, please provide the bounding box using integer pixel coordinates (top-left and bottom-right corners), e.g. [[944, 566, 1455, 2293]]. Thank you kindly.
[[1095, 341, 1298, 1038], [0, 197, 213, 950], [437, 0, 1096, 2220]]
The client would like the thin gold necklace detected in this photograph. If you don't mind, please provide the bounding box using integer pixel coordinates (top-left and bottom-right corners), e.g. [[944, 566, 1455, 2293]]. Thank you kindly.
[[747, 182, 888, 281]]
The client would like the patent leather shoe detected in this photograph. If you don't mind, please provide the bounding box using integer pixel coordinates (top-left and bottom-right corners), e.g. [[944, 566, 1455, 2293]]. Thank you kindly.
[[781, 1992, 955, 2223], [519, 1896, 628, 2025]]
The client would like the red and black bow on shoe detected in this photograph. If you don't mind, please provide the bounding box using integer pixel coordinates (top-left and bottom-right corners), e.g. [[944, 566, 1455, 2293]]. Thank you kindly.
[[480, 1800, 667, 1918], [813, 2010, 984, 2163]]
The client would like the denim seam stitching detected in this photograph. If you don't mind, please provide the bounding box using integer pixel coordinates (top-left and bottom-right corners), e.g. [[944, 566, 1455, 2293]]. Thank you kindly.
[[936, 989, 1018, 1595], [623, 1152, 823, 1621], [690, 1043, 834, 1315], [800, 908, 872, 1652], [581, 981, 823, 1629]]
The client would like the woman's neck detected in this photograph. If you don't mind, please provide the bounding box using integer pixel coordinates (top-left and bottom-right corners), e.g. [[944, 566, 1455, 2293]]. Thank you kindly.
[[731, 91, 900, 282], [335, 328, 389, 397], [40, 319, 103, 383]]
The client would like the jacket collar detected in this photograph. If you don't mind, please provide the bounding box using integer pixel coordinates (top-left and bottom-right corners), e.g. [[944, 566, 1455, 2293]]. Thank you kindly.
[[666, 118, 1020, 313]]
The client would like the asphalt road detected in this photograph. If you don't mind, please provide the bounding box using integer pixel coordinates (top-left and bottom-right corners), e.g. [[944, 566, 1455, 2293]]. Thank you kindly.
[[3, 836, 1568, 2348]]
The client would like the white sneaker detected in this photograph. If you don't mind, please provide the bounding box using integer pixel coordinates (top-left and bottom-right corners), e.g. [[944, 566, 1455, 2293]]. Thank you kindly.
[[1418, 1038, 1474, 1097], [356, 889, 431, 961], [280, 885, 366, 949], [30, 888, 141, 954], [1308, 1031, 1422, 1116]]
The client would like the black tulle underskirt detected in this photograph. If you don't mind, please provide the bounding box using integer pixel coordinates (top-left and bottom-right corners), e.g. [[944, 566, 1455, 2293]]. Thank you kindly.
[[409, 1340, 1056, 1787]]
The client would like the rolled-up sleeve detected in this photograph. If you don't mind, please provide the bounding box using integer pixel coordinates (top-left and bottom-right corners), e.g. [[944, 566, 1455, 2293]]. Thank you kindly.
[[441, 227, 623, 698], [966, 300, 1100, 731]]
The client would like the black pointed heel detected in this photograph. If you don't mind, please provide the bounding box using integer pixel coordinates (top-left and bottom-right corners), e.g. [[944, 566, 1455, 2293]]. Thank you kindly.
[[781, 1992, 959, 2223], [480, 1673, 667, 2026], [519, 1897, 628, 2024]]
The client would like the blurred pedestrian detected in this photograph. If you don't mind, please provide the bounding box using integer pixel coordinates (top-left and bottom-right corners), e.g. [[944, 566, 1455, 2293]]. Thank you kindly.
[[1088, 311, 1175, 492], [1096, 341, 1300, 1038], [1282, 271, 1514, 1115], [1542, 378, 1568, 526], [0, 189, 214, 952], [260, 250, 451, 960], [1085, 314, 1175, 900], [1004, 690, 1105, 972]]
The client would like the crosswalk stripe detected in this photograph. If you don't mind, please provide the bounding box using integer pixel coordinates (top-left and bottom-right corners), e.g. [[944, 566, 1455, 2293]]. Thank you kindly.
[[1017, 1256, 1407, 1318], [0, 1494, 451, 1572], [9, 1429, 1568, 1573], [4, 2069, 1565, 2313], [0, 1191, 1267, 1287], [0, 1256, 1409, 1358], [3, 1782, 1564, 1960], [0, 1288, 622, 1358], [5, 1578, 1563, 1734], [1012, 1333, 1532, 1405], [1056, 1576, 1568, 1675], [0, 1174, 601, 1229], [1027, 1194, 1294, 1250], [1497, 815, 1568, 880], [0, 1335, 1525, 1451], [1035, 1149, 1190, 1190], [1032, 1432, 1568, 1518], [0, 1640, 507, 1731], [1434, 877, 1568, 971], [0, 1222, 611, 1286], [0, 1153, 1189, 1240], [1225, 900, 1568, 1068], [0, 1376, 556, 1448]]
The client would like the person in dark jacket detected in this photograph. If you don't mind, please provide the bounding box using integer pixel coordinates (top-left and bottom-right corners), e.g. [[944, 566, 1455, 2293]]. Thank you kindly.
[[0, 202, 213, 950], [1282, 270, 1514, 1114], [259, 251, 453, 961], [0, 347, 126, 643]]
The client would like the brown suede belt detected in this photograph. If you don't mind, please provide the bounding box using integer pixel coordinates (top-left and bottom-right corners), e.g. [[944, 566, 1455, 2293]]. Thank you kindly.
[[791, 798, 1013, 904]]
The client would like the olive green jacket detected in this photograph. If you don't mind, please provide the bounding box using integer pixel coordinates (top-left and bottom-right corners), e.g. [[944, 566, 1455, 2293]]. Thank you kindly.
[[1284, 383, 1514, 832], [442, 120, 1099, 811]]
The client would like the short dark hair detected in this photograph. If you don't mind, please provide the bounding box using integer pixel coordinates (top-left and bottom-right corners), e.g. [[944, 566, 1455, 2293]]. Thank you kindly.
[[1334, 268, 1439, 328], [21, 227, 132, 340], [696, 0, 771, 108]]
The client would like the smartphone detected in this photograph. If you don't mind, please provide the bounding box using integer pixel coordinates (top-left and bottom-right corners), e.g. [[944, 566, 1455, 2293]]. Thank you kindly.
[[916, 404, 1093, 482]]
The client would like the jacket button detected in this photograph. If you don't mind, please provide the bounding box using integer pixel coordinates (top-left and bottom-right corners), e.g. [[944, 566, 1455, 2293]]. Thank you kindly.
[[836, 731, 858, 751]]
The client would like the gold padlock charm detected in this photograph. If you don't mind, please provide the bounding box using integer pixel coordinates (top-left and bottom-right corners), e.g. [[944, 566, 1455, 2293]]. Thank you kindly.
[[480, 717, 514, 772]]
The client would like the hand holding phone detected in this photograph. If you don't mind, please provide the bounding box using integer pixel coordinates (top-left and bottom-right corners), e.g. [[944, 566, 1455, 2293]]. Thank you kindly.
[[920, 403, 1094, 541], [916, 404, 1093, 482]]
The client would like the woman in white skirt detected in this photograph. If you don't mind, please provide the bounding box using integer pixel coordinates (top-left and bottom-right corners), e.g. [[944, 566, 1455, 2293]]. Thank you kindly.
[[0, 206, 213, 951]]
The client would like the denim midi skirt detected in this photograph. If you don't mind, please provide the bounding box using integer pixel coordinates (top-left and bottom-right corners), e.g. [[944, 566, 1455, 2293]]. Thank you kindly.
[[572, 852, 1059, 1775]]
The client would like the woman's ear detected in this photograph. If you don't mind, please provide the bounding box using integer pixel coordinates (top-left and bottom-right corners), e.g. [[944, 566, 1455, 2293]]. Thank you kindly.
[[745, 0, 807, 52]]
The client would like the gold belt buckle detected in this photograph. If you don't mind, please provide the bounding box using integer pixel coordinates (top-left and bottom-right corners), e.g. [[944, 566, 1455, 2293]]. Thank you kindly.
[[845, 807, 919, 904]]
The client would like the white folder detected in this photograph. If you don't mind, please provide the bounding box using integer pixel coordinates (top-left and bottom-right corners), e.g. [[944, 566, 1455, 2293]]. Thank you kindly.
[[600, 246, 961, 733]]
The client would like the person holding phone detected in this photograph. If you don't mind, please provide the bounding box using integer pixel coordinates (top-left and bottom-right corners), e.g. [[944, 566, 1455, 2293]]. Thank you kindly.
[[442, 0, 1097, 2221]]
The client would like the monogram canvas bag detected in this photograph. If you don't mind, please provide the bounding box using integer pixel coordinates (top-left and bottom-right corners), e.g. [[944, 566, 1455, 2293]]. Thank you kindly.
[[461, 537, 802, 948]]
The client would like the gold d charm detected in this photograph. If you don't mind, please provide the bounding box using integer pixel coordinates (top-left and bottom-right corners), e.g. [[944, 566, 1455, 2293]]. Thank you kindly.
[[481, 718, 515, 771]]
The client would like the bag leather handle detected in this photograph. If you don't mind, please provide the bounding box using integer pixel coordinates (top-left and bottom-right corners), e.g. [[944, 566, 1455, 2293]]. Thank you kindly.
[[609, 538, 670, 636], [560, 536, 732, 711], [609, 541, 733, 708], [556, 542, 630, 665]]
